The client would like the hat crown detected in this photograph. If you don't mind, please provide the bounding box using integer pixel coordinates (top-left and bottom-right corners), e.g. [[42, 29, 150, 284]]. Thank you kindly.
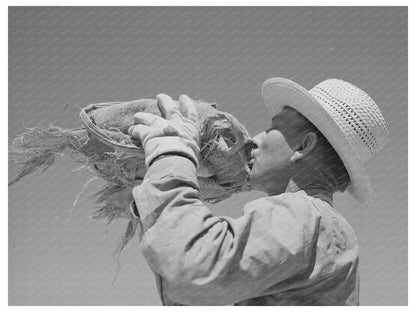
[[309, 79, 388, 164]]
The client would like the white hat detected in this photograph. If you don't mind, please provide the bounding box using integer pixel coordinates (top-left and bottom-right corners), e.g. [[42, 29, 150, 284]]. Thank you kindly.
[[261, 77, 388, 206]]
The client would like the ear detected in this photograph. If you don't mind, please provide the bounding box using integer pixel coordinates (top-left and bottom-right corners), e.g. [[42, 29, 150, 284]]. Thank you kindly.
[[290, 132, 318, 162]]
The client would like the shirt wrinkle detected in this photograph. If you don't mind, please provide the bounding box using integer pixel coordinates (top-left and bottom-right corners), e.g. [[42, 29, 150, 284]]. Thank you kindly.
[[133, 156, 360, 306]]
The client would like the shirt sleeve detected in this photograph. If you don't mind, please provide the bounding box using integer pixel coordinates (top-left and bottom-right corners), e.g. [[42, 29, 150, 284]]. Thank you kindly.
[[133, 156, 321, 306]]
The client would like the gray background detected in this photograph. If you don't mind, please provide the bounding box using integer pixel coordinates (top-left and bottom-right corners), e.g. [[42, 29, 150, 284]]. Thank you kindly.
[[8, 7, 407, 305]]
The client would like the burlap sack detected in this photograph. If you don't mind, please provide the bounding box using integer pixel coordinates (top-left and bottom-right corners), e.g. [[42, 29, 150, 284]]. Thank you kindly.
[[9, 99, 253, 224]]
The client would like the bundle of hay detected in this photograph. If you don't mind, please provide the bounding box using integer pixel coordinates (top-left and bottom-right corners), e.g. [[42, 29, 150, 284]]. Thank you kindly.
[[9, 98, 253, 254]]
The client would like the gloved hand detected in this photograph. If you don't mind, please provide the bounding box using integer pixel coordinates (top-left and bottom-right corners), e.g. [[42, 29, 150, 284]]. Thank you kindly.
[[128, 94, 200, 169]]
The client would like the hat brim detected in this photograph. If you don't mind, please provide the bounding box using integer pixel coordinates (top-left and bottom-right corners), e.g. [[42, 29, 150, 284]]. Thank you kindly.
[[261, 77, 373, 206]]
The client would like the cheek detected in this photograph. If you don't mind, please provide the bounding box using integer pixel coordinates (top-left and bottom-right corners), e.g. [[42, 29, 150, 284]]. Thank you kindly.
[[259, 135, 292, 165], [260, 134, 282, 156]]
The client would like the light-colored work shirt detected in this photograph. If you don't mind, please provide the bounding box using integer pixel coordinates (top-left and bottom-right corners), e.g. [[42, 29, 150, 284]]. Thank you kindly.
[[131, 156, 359, 306]]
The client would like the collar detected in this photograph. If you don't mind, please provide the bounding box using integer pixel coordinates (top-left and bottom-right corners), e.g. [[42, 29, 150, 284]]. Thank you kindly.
[[298, 189, 334, 206]]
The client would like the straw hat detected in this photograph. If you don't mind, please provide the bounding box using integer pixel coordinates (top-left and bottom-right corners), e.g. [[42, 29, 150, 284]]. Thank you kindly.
[[261, 78, 388, 206]]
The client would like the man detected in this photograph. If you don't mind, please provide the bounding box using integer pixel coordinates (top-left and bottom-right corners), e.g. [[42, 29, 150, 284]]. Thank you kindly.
[[128, 78, 388, 305]]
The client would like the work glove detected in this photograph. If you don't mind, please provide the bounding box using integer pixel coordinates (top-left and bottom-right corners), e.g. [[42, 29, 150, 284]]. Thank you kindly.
[[128, 94, 200, 169]]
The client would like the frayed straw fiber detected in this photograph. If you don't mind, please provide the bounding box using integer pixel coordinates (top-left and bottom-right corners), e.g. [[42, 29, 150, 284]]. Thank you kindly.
[[9, 99, 253, 254]]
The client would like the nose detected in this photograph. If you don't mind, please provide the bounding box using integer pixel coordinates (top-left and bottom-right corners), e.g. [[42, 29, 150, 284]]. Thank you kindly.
[[246, 132, 264, 159], [252, 132, 265, 150]]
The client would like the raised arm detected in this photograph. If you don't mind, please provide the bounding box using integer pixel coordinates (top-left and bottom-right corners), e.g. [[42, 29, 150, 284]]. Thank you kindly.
[[129, 94, 321, 305]]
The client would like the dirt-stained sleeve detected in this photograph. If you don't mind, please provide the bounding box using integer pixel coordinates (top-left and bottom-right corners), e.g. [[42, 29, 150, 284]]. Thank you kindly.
[[133, 156, 321, 305]]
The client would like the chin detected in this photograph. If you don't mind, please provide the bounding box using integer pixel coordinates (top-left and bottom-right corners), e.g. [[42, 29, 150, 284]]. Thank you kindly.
[[248, 170, 263, 191], [249, 168, 285, 195]]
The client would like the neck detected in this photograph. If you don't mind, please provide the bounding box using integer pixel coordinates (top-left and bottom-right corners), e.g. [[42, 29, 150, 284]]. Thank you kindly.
[[284, 167, 337, 198], [264, 163, 338, 200], [285, 179, 333, 195]]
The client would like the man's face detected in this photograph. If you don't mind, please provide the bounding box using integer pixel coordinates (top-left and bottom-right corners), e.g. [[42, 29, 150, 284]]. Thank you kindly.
[[248, 107, 306, 195]]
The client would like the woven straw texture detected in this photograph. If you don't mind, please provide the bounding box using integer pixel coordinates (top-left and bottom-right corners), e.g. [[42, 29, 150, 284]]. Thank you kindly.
[[9, 99, 253, 223], [261, 77, 389, 206], [8, 7, 406, 306], [310, 79, 388, 163]]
